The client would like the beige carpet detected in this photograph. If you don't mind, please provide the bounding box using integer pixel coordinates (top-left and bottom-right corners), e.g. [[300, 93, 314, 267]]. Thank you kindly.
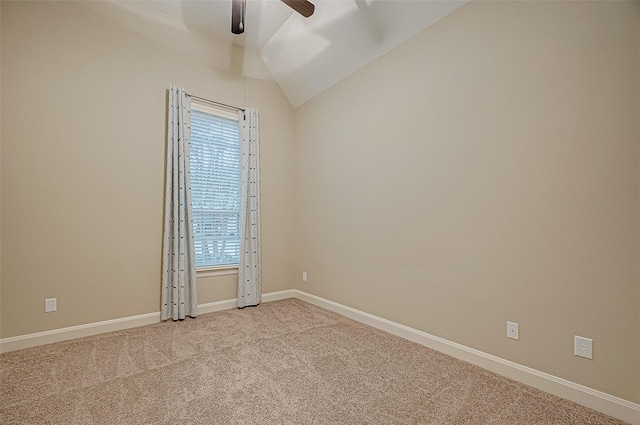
[[0, 299, 628, 424]]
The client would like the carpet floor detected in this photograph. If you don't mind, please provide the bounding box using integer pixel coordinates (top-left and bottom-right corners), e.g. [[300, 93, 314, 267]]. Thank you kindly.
[[0, 298, 628, 424]]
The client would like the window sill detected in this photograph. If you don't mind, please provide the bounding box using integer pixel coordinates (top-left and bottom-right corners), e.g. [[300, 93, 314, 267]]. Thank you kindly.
[[196, 266, 239, 278]]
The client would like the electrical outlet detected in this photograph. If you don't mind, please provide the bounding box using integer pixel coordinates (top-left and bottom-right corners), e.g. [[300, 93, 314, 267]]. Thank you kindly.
[[507, 321, 519, 340], [45, 298, 57, 313], [302, 272, 307, 282], [574, 336, 593, 359]]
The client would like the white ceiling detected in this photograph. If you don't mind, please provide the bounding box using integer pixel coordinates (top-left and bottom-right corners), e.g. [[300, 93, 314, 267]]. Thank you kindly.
[[106, 0, 468, 107]]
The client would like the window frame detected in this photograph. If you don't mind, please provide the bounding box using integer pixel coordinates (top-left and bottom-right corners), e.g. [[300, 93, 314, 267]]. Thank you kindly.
[[190, 99, 241, 275]]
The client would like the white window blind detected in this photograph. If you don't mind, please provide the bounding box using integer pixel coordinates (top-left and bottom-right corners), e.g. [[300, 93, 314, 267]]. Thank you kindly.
[[189, 107, 241, 268]]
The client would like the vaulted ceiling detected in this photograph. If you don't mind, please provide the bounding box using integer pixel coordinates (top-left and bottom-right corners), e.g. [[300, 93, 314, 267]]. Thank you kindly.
[[99, 0, 468, 107]]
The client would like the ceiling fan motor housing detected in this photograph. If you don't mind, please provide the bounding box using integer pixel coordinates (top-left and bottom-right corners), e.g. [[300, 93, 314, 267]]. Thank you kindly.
[[231, 0, 314, 35]]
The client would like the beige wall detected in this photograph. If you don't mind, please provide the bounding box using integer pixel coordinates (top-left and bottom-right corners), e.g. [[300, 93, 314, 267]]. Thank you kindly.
[[0, 1, 295, 338], [294, 1, 640, 404]]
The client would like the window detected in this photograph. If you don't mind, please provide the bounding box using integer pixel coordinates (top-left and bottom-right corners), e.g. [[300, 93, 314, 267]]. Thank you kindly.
[[189, 102, 241, 269]]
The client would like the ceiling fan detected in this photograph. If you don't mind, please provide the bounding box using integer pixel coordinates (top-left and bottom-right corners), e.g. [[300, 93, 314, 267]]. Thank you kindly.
[[231, 0, 315, 34]]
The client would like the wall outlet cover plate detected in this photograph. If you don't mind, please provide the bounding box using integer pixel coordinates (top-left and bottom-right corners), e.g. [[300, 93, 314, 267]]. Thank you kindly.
[[574, 335, 593, 359], [45, 298, 57, 313], [507, 321, 519, 340]]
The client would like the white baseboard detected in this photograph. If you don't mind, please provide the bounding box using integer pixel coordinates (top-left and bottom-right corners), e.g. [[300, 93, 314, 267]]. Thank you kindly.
[[2, 288, 637, 424], [293, 290, 640, 425], [262, 289, 296, 303], [0, 312, 161, 354], [0, 289, 296, 354]]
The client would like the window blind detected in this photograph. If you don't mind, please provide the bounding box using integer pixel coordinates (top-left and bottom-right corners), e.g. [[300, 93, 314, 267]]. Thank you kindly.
[[189, 109, 241, 268]]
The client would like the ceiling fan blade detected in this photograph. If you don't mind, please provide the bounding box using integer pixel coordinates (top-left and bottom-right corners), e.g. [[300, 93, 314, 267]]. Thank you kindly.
[[281, 0, 315, 18], [231, 0, 246, 34]]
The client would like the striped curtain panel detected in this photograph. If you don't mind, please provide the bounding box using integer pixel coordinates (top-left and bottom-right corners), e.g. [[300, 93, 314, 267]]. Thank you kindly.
[[237, 108, 262, 308], [161, 85, 198, 320]]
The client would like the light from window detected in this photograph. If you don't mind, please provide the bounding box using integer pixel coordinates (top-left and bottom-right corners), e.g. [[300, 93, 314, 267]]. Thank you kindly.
[[189, 107, 240, 268]]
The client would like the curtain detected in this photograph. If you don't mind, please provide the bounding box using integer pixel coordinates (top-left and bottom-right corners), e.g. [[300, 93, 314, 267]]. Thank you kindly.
[[237, 108, 262, 308], [161, 85, 198, 321]]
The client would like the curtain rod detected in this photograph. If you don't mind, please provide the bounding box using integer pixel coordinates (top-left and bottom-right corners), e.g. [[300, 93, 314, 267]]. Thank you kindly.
[[187, 94, 245, 112]]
